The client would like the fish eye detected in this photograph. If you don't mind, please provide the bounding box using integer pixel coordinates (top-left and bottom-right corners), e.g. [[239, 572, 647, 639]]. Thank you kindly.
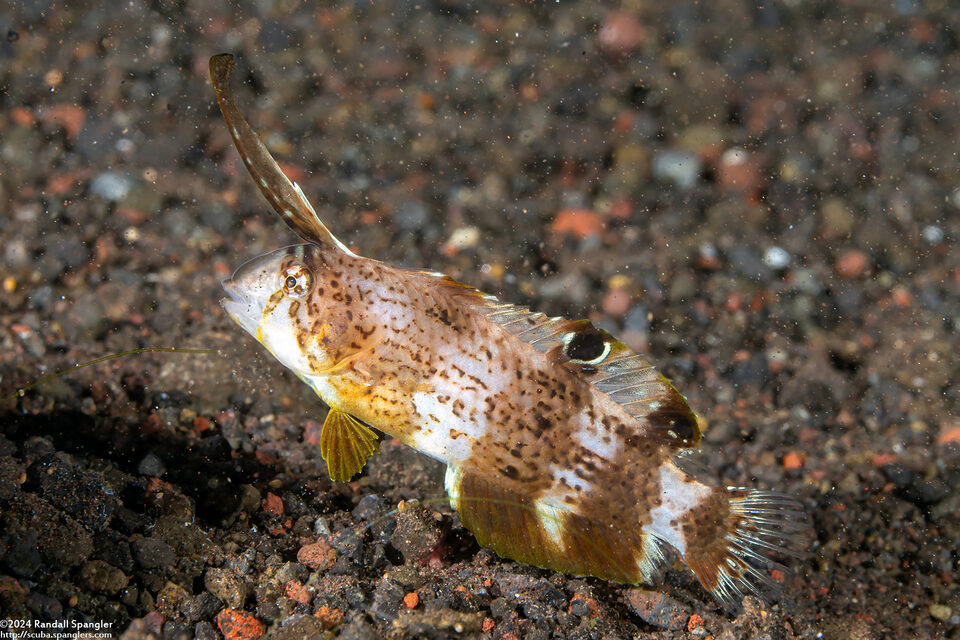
[[281, 265, 311, 298]]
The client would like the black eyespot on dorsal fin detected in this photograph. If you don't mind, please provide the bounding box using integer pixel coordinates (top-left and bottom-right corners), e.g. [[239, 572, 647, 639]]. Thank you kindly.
[[562, 327, 611, 365]]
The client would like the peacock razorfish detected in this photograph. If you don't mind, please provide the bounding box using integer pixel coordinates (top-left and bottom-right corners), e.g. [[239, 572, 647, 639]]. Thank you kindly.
[[209, 53, 809, 612]]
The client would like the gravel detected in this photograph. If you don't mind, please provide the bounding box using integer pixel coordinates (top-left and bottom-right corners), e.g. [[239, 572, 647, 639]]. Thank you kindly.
[[2, 2, 959, 638]]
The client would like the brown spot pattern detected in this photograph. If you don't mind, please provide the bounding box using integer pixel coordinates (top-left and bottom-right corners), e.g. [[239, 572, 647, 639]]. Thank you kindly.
[[253, 244, 694, 586]]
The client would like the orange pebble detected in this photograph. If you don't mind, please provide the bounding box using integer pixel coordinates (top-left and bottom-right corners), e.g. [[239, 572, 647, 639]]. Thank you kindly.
[[216, 608, 265, 640], [871, 453, 898, 468], [403, 592, 419, 609], [835, 249, 869, 279], [782, 451, 804, 471], [11, 106, 34, 126], [687, 613, 705, 631], [551, 208, 606, 240], [891, 285, 913, 308], [193, 416, 212, 433], [314, 606, 344, 629], [285, 580, 310, 605], [297, 538, 336, 570], [262, 492, 283, 516], [937, 426, 960, 446], [40, 103, 86, 140]]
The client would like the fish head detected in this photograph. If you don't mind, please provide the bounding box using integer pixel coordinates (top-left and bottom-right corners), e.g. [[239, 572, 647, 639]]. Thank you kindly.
[[221, 243, 356, 376]]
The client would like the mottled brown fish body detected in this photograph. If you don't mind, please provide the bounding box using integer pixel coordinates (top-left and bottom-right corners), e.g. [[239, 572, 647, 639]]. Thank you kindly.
[[211, 53, 810, 612]]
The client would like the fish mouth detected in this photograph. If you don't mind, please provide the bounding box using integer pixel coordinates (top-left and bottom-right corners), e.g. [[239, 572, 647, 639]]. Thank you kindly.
[[220, 277, 262, 338]]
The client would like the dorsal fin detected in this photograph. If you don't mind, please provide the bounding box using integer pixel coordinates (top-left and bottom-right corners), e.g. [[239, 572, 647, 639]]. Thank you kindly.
[[209, 53, 355, 256], [433, 276, 701, 448]]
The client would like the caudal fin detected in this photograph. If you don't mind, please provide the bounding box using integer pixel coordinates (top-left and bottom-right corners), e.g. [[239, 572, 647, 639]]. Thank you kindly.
[[682, 487, 810, 612]]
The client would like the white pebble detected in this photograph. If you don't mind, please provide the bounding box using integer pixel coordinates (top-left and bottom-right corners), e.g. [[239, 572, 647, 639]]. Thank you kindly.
[[763, 246, 791, 270]]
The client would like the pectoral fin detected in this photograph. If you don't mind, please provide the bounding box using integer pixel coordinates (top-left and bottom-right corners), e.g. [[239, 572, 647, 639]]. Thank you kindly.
[[320, 407, 380, 482]]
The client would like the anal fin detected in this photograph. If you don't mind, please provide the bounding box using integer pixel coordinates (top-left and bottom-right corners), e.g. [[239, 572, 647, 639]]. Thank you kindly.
[[320, 407, 380, 482], [444, 465, 665, 584]]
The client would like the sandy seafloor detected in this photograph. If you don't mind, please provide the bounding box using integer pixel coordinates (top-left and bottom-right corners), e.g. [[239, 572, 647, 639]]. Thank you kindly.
[[1, 1, 958, 638]]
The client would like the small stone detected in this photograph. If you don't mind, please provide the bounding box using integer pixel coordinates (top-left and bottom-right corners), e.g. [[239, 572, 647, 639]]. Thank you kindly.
[[835, 249, 869, 279], [403, 592, 419, 609], [138, 452, 166, 477], [922, 225, 945, 245], [569, 593, 598, 617], [121, 617, 161, 640], [352, 494, 385, 521], [389, 608, 483, 636], [32, 453, 118, 531], [268, 615, 326, 640], [929, 604, 952, 621], [821, 197, 855, 235], [623, 305, 651, 334], [390, 505, 444, 563], [370, 578, 404, 620], [598, 10, 647, 55], [297, 538, 336, 571], [285, 580, 310, 605], [763, 246, 791, 270], [314, 606, 344, 629], [79, 559, 129, 595], [717, 147, 761, 194], [204, 567, 249, 609], [489, 597, 514, 620], [122, 585, 139, 607], [551, 208, 605, 240], [162, 621, 191, 640], [90, 171, 136, 202], [178, 592, 222, 624], [313, 516, 331, 536], [132, 537, 176, 570], [4, 530, 42, 577], [623, 589, 689, 630], [687, 612, 706, 631], [652, 150, 700, 189], [727, 245, 771, 281], [194, 621, 218, 640], [156, 581, 189, 617], [237, 484, 261, 514], [782, 451, 804, 471], [602, 287, 632, 317], [274, 561, 306, 586], [442, 226, 480, 253], [215, 608, 265, 640], [262, 492, 283, 517], [521, 599, 555, 622]]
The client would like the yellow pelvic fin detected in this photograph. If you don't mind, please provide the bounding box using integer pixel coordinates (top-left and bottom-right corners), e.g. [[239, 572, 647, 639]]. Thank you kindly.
[[320, 407, 380, 482]]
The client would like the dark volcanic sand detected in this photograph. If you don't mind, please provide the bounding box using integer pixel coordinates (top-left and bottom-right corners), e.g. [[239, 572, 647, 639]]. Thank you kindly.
[[1, 2, 959, 639]]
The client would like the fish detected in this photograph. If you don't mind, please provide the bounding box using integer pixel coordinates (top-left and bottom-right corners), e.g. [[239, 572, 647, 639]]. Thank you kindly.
[[209, 53, 809, 612]]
